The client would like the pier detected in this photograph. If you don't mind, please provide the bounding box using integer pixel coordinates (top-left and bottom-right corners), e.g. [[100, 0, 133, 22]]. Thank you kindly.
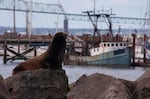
[[1, 33, 150, 67], [1, 33, 53, 64], [0, 32, 76, 64]]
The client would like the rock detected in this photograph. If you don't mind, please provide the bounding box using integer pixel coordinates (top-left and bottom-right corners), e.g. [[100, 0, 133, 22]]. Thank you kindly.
[[67, 73, 135, 99], [67, 73, 116, 99], [134, 70, 150, 99], [0, 80, 10, 99], [0, 75, 3, 82], [4, 69, 69, 99], [2, 67, 150, 99], [101, 80, 132, 99]]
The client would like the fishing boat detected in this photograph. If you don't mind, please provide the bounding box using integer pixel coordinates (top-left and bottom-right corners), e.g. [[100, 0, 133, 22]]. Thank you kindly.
[[64, 41, 131, 67], [64, 11, 132, 67]]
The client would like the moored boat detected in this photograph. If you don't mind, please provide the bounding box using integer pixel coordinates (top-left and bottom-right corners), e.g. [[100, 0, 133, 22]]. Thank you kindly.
[[64, 10, 132, 67], [64, 41, 132, 67]]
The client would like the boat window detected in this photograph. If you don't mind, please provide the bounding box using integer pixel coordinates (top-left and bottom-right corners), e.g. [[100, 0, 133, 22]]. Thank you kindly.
[[116, 43, 118, 46], [97, 48, 99, 51], [124, 43, 126, 46], [104, 43, 106, 47], [120, 43, 122, 46], [111, 43, 114, 46], [107, 43, 110, 47]]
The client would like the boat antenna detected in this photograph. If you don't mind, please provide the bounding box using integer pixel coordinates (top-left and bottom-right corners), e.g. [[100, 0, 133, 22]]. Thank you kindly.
[[13, 0, 16, 33], [105, 14, 113, 37], [83, 11, 101, 46], [56, 0, 60, 32]]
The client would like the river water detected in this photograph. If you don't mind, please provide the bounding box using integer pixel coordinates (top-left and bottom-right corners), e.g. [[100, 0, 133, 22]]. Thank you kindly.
[[0, 57, 146, 83]]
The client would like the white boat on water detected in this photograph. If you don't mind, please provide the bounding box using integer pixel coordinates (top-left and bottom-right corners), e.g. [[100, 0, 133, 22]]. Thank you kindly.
[[64, 41, 132, 67], [64, 10, 132, 67]]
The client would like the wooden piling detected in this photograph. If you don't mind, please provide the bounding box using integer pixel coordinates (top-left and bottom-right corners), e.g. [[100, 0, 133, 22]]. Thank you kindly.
[[132, 34, 136, 65], [34, 47, 37, 57], [3, 32, 7, 64], [3, 38, 7, 64], [144, 34, 147, 63], [3, 38, 37, 64], [1, 33, 52, 64]]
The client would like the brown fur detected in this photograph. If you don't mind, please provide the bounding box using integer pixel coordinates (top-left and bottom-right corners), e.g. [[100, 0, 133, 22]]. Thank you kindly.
[[12, 32, 67, 75]]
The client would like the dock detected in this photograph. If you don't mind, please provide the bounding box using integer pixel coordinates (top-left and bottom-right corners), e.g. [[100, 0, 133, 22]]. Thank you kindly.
[[0, 32, 53, 64], [1, 33, 150, 68], [0, 32, 74, 64]]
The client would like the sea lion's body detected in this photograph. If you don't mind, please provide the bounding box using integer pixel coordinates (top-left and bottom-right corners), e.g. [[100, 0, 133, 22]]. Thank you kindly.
[[12, 32, 67, 75]]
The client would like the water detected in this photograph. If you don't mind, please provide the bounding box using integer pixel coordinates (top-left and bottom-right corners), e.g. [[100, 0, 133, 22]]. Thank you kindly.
[[0, 57, 146, 83], [63, 65, 146, 83]]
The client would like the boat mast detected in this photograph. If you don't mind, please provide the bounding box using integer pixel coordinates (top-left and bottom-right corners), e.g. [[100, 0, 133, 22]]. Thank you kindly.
[[148, 0, 150, 33], [106, 12, 113, 38], [13, 0, 16, 33], [144, 0, 150, 33], [56, 0, 60, 32], [83, 11, 100, 45], [29, 0, 32, 41], [83, 9, 115, 46], [26, 2, 29, 38]]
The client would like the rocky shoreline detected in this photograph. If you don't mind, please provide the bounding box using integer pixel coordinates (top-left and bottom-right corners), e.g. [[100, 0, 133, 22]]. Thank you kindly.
[[67, 69, 150, 99], [0, 69, 69, 99], [0, 68, 150, 99]]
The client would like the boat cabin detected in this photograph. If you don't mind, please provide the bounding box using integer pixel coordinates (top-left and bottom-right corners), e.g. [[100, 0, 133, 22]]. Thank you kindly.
[[90, 42, 128, 56]]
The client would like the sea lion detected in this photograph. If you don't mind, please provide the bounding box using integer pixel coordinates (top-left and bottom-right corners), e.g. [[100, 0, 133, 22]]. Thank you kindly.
[[12, 32, 68, 75]]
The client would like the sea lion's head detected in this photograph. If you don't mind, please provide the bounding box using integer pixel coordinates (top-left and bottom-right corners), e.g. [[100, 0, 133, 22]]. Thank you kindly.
[[55, 32, 68, 38], [50, 32, 68, 49], [45, 32, 68, 69], [53, 32, 68, 41]]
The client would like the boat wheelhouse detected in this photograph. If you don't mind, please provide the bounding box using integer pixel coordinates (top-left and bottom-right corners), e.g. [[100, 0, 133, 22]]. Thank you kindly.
[[90, 42, 128, 56]]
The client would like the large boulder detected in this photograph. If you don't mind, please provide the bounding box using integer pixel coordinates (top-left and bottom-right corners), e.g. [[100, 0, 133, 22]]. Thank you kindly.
[[67, 73, 134, 99], [134, 70, 150, 99], [101, 79, 133, 99], [4, 69, 69, 99]]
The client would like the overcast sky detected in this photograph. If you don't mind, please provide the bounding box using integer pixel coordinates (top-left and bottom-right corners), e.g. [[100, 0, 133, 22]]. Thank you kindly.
[[0, 0, 147, 28], [43, 0, 146, 18]]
